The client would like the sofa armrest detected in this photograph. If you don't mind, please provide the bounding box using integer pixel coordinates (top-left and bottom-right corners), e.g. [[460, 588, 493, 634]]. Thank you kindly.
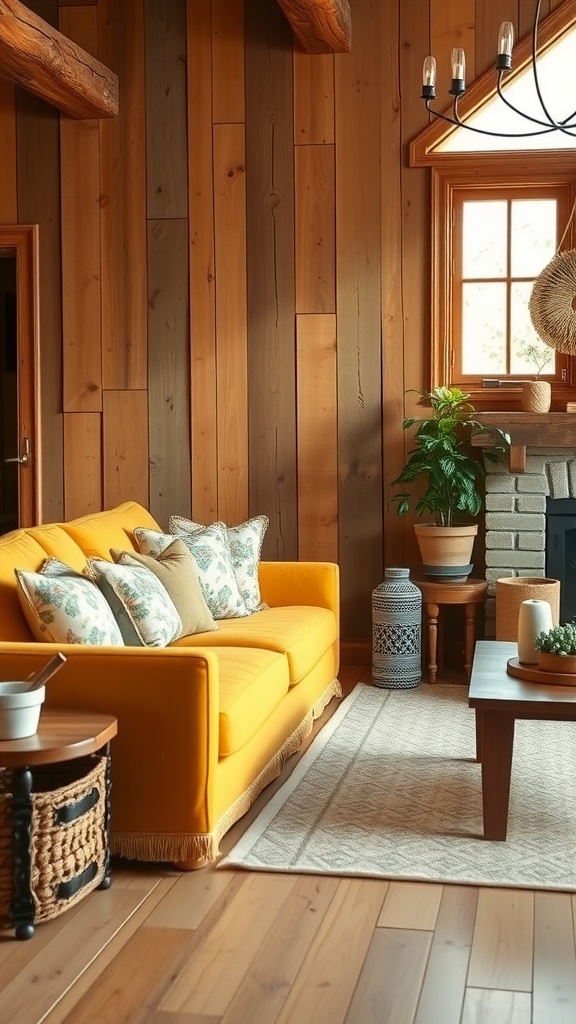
[[0, 642, 221, 836], [258, 561, 339, 621]]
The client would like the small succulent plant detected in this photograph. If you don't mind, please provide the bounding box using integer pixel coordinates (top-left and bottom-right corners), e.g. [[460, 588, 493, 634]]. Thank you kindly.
[[534, 622, 576, 656]]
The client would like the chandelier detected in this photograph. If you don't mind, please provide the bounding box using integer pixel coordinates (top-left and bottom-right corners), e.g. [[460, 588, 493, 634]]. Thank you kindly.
[[421, 0, 576, 139]]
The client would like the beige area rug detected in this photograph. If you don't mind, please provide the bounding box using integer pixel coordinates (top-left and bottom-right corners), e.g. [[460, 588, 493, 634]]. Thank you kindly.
[[220, 682, 576, 890]]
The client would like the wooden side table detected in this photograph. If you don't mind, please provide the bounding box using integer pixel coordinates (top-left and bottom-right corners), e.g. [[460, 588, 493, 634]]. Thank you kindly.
[[414, 578, 488, 684], [0, 709, 117, 939]]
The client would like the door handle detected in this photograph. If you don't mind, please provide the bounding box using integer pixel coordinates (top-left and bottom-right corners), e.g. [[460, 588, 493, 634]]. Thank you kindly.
[[5, 437, 31, 468]]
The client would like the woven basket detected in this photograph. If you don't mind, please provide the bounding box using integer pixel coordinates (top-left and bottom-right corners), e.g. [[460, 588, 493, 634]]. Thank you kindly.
[[0, 754, 108, 929], [495, 577, 560, 642]]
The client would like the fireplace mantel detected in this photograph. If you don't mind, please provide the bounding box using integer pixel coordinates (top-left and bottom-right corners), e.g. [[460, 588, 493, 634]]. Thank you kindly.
[[472, 412, 576, 472]]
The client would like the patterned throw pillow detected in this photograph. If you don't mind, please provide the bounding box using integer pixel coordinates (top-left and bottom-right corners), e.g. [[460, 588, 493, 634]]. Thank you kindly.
[[15, 558, 125, 646], [85, 558, 182, 647], [110, 538, 218, 637], [134, 523, 248, 619], [169, 515, 269, 613]]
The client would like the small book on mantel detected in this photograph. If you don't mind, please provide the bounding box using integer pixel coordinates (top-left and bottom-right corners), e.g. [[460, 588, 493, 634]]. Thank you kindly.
[[566, 402, 576, 413]]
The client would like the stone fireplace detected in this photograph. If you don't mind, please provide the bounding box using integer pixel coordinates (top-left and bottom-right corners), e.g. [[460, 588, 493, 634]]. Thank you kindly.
[[474, 413, 576, 638]]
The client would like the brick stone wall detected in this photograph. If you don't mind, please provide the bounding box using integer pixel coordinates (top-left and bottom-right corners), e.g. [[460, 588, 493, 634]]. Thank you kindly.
[[484, 448, 576, 637]]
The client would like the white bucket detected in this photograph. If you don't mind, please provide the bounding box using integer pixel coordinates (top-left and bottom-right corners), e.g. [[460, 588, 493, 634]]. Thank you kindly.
[[0, 682, 46, 740]]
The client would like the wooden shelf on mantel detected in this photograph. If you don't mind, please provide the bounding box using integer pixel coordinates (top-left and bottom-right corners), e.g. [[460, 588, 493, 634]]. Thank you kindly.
[[471, 412, 576, 473]]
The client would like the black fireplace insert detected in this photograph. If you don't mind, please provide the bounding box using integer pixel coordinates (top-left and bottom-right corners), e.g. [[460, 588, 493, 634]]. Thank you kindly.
[[546, 497, 576, 625]]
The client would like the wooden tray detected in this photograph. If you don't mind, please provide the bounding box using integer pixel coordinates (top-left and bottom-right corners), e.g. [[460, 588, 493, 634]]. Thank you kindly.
[[507, 657, 576, 687]]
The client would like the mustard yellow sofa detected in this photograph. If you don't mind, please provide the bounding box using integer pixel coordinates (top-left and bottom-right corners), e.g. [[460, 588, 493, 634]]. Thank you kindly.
[[0, 502, 341, 867]]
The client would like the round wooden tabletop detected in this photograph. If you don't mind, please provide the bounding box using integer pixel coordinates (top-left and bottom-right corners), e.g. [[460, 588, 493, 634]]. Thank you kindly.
[[0, 709, 118, 767]]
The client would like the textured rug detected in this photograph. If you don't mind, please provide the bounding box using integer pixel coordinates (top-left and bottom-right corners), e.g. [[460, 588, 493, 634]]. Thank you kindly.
[[220, 682, 576, 890]]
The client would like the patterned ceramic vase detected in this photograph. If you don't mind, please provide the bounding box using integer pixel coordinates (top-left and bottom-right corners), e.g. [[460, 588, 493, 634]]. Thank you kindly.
[[372, 568, 422, 688]]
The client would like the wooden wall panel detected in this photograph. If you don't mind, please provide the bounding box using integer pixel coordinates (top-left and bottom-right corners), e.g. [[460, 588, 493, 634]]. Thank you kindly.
[[16, 0, 63, 525], [430, 0, 476, 108], [99, 0, 147, 391], [103, 390, 149, 510], [335, 0, 383, 638], [63, 412, 101, 519], [245, 0, 297, 559], [212, 0, 244, 123], [214, 122, 248, 526], [475, 0, 518, 75], [145, 0, 188, 220], [60, 6, 101, 414], [293, 51, 334, 145], [147, 219, 191, 528], [295, 144, 335, 314], [0, 79, 17, 223], [296, 314, 338, 561], [187, 0, 218, 525]]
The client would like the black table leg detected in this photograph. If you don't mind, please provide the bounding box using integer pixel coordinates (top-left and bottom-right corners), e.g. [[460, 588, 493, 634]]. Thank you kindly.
[[10, 767, 35, 940], [98, 743, 112, 890]]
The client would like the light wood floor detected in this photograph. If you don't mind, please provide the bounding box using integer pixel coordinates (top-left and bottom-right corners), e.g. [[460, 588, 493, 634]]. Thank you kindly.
[[1, 664, 574, 1024]]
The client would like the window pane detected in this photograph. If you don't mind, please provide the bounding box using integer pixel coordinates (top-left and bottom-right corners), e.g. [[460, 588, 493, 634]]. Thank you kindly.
[[462, 282, 507, 373], [511, 200, 557, 277], [510, 282, 555, 375], [462, 201, 507, 278]]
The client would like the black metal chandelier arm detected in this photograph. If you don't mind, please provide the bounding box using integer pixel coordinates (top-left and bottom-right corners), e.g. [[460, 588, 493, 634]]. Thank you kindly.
[[424, 97, 565, 139], [495, 75, 576, 135]]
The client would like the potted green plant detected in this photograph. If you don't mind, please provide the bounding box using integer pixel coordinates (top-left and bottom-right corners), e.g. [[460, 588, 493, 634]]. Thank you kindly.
[[391, 385, 509, 579], [517, 340, 554, 412], [534, 622, 576, 674]]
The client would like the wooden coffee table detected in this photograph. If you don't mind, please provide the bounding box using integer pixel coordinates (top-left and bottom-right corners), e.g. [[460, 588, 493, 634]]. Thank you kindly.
[[469, 640, 576, 840]]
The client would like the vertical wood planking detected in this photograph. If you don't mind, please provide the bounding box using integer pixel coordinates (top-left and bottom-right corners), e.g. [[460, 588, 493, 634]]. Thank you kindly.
[[293, 50, 334, 145], [16, 0, 63, 524], [296, 314, 338, 561], [245, 0, 297, 559], [335, 0, 383, 637], [212, 0, 245, 124], [60, 6, 102, 415], [214, 122, 248, 526], [0, 79, 17, 222], [430, 1, 476, 108], [295, 144, 335, 314], [147, 220, 191, 526], [103, 390, 149, 509], [476, 0, 518, 76], [187, 0, 218, 525], [63, 412, 102, 519], [99, 0, 147, 391], [145, 0, 188, 221]]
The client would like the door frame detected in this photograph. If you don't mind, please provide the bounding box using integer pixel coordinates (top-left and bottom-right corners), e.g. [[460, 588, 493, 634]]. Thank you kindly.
[[0, 225, 40, 527]]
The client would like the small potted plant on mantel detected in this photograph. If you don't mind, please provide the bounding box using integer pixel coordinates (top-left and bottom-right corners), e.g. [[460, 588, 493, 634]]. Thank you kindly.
[[534, 622, 576, 675], [391, 385, 509, 580], [518, 340, 554, 413]]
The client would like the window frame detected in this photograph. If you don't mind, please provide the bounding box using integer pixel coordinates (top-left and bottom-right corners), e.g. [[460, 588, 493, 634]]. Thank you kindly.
[[431, 159, 576, 411]]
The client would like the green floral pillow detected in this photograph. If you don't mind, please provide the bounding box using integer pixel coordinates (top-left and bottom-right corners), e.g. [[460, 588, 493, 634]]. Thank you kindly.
[[85, 558, 182, 647], [169, 515, 269, 613], [15, 558, 124, 646], [133, 523, 248, 619]]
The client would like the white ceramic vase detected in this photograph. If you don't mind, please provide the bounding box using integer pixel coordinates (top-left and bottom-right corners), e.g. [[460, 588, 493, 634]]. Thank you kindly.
[[517, 599, 553, 665]]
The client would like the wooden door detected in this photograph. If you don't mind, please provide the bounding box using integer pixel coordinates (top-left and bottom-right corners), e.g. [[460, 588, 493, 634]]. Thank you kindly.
[[0, 225, 40, 530]]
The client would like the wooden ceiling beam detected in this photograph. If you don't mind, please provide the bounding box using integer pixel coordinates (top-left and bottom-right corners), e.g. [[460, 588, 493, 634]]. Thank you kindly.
[[276, 0, 351, 54], [0, 0, 118, 119]]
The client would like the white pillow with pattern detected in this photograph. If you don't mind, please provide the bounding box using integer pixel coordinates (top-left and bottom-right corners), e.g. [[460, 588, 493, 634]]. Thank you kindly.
[[85, 558, 182, 647], [169, 514, 269, 613], [15, 558, 124, 646], [134, 523, 248, 619]]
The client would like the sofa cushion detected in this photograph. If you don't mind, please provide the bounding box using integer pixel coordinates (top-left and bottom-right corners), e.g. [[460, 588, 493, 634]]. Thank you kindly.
[[111, 539, 218, 637], [62, 501, 160, 560], [172, 605, 338, 685], [212, 647, 290, 756], [169, 514, 269, 613], [15, 558, 125, 646], [26, 524, 89, 573], [0, 531, 59, 640], [134, 524, 248, 620], [85, 557, 182, 647]]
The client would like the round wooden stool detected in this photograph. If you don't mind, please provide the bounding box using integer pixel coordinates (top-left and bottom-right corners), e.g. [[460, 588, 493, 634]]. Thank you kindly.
[[414, 578, 488, 684]]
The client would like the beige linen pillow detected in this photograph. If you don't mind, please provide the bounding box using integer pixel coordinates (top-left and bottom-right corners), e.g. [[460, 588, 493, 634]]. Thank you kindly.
[[111, 538, 218, 637]]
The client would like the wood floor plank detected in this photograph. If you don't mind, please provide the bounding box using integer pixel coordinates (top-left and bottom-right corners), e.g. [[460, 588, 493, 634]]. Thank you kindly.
[[274, 878, 389, 1024], [414, 885, 478, 1024], [461, 988, 532, 1023], [160, 873, 297, 1016], [148, 1013, 221, 1023], [144, 868, 242, 930], [345, 927, 432, 1024], [220, 875, 340, 1024], [378, 881, 442, 930], [467, 888, 534, 992], [533, 891, 576, 1024]]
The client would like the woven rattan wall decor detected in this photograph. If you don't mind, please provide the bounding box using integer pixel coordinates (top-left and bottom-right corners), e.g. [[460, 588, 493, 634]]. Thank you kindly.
[[529, 248, 576, 355]]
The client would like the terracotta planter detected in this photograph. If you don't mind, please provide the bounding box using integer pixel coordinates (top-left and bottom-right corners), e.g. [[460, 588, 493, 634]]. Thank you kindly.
[[538, 652, 576, 675], [414, 523, 477, 580], [521, 380, 551, 413], [495, 577, 560, 642]]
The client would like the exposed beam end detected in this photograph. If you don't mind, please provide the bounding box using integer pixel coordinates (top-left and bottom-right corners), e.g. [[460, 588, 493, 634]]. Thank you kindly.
[[276, 0, 351, 54]]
